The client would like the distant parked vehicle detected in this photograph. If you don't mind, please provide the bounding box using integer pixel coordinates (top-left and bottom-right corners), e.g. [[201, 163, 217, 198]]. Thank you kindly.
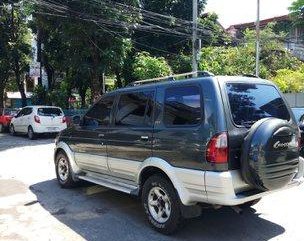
[[0, 108, 19, 133], [10, 106, 67, 139], [292, 107, 304, 156]]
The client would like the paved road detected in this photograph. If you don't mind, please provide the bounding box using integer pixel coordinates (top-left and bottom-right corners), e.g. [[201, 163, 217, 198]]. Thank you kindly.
[[0, 133, 304, 241]]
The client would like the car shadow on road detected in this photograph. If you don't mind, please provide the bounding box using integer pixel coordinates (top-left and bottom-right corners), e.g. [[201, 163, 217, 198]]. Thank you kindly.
[[29, 179, 285, 241], [0, 133, 55, 152]]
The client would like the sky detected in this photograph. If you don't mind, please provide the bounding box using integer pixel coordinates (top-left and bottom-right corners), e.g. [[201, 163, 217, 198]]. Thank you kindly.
[[205, 0, 294, 28]]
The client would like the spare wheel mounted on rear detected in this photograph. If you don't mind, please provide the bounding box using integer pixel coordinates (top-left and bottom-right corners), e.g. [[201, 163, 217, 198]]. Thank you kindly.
[[241, 118, 299, 191]]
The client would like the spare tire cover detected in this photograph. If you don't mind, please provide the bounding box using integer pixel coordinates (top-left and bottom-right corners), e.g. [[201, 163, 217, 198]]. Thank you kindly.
[[241, 118, 299, 191]]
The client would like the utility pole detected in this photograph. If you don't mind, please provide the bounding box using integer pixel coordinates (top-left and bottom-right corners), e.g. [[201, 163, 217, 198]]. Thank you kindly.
[[255, 0, 260, 77], [192, 0, 198, 77]]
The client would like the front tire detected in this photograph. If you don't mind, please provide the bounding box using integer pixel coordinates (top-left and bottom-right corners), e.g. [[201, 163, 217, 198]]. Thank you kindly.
[[142, 175, 183, 235], [9, 124, 15, 136], [55, 151, 78, 188]]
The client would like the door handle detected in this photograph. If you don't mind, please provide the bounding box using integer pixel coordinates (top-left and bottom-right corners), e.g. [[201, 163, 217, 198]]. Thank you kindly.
[[141, 136, 149, 141]]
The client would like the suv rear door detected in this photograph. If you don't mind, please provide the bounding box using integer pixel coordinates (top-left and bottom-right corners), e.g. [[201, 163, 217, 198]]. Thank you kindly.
[[106, 89, 155, 181], [152, 84, 208, 170], [223, 81, 293, 169]]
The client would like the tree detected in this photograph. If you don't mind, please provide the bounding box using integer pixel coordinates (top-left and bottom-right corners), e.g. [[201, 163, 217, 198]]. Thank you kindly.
[[1, 1, 32, 107], [199, 24, 302, 80], [135, 0, 207, 56], [29, 0, 138, 103], [0, 5, 12, 108], [289, 0, 304, 26], [133, 52, 172, 80]]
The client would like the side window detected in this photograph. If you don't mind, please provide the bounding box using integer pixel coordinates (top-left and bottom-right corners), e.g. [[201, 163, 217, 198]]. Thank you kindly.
[[84, 95, 115, 127], [17, 109, 25, 118], [24, 108, 32, 116], [115, 91, 154, 127], [163, 86, 202, 126]]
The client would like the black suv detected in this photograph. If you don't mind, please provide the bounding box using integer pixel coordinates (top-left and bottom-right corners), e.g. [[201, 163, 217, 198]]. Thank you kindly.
[[54, 73, 304, 234]]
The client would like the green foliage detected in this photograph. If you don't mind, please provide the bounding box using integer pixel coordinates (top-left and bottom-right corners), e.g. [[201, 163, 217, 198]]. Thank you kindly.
[[199, 24, 302, 81], [133, 52, 172, 80], [289, 0, 304, 26], [199, 13, 231, 46], [32, 85, 47, 105], [169, 54, 192, 74], [273, 68, 304, 93]]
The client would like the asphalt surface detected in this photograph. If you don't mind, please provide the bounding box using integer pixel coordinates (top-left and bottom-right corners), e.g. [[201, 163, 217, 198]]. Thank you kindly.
[[0, 133, 304, 241]]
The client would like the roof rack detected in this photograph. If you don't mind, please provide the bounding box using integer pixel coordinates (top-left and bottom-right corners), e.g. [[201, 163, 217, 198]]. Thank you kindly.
[[127, 71, 214, 87], [242, 74, 259, 78]]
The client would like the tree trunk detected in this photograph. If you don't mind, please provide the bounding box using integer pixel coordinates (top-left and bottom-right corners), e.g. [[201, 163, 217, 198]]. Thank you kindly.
[[79, 88, 86, 108], [115, 70, 123, 88], [0, 84, 5, 109], [14, 60, 27, 107]]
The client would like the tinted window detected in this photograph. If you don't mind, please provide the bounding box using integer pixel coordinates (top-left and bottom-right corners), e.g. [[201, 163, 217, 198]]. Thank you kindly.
[[164, 86, 202, 126], [226, 83, 290, 127], [292, 108, 304, 123], [24, 108, 33, 116], [38, 108, 62, 117], [85, 95, 115, 127], [115, 91, 154, 127], [16, 109, 25, 117]]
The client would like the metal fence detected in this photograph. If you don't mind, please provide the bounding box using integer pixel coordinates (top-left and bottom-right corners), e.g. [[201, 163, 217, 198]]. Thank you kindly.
[[284, 93, 304, 108]]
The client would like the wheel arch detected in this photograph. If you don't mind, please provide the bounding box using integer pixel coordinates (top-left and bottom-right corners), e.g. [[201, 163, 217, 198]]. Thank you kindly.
[[137, 158, 195, 205], [54, 142, 81, 180]]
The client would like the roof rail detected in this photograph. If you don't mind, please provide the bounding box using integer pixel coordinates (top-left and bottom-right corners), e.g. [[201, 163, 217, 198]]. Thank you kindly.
[[242, 74, 259, 78], [127, 71, 214, 87]]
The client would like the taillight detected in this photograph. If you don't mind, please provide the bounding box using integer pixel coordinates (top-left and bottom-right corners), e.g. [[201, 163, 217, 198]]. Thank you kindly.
[[62, 116, 67, 123], [206, 132, 228, 164], [34, 115, 41, 124]]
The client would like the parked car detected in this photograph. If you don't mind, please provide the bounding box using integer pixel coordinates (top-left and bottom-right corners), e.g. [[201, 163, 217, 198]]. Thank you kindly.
[[54, 73, 304, 234], [291, 107, 304, 156], [0, 108, 19, 133], [10, 106, 67, 139]]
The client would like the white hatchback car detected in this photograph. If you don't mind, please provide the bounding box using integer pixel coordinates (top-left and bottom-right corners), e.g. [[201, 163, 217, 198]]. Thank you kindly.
[[10, 106, 67, 139]]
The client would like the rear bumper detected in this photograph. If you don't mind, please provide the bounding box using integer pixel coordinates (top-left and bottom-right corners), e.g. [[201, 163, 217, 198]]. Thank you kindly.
[[205, 157, 304, 206], [177, 158, 304, 206], [34, 125, 67, 133]]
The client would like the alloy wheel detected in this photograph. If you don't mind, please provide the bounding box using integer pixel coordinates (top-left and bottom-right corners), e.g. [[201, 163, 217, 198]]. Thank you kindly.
[[148, 186, 172, 223]]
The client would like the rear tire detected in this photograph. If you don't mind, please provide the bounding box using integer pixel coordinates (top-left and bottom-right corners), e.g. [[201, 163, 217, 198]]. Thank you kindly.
[[9, 124, 15, 136], [142, 175, 183, 235], [55, 151, 78, 188], [28, 126, 36, 140]]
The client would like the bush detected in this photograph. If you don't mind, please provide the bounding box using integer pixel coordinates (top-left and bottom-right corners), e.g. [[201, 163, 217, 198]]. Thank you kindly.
[[272, 68, 304, 93], [133, 52, 172, 80]]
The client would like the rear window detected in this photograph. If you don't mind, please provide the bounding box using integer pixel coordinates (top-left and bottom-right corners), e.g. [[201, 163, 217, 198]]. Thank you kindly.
[[226, 83, 290, 127], [38, 108, 63, 117]]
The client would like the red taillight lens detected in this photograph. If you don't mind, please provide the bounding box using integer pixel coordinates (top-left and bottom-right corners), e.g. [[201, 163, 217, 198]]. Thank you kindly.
[[206, 132, 228, 164], [62, 116, 67, 123], [34, 115, 41, 124]]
